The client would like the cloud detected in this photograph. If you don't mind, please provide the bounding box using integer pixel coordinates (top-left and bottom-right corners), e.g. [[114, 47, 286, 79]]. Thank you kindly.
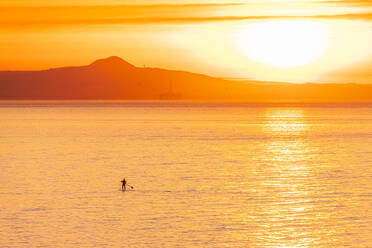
[[322, 0, 372, 6], [0, 4, 240, 27], [3, 16, 372, 30], [1, 3, 372, 30]]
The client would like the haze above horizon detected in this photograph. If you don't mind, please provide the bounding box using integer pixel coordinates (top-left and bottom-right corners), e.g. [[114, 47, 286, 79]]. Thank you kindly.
[[1, 0, 372, 83]]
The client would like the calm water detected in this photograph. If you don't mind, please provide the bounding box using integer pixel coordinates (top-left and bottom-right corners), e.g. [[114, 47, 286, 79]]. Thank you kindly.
[[1, 102, 371, 248]]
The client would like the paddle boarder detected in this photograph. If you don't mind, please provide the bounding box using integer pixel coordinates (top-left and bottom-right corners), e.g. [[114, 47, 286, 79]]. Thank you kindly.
[[121, 178, 127, 191]]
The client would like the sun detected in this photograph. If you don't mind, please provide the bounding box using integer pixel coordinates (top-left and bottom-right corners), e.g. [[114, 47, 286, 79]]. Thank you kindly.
[[234, 20, 330, 68]]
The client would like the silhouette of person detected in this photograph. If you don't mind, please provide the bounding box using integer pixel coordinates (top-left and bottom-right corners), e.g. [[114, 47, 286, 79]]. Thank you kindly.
[[121, 178, 127, 191]]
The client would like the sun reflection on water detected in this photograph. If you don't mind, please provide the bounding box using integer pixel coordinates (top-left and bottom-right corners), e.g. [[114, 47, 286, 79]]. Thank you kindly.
[[255, 108, 318, 247], [263, 108, 309, 135]]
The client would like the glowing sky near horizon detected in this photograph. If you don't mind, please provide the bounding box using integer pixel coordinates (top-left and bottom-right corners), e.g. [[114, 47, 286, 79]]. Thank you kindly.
[[0, 0, 372, 83]]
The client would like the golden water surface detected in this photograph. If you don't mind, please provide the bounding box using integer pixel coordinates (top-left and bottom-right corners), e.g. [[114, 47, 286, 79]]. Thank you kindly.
[[1, 102, 371, 247]]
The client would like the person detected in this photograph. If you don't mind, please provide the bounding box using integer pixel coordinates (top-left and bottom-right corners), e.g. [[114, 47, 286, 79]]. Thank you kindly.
[[121, 178, 127, 191]]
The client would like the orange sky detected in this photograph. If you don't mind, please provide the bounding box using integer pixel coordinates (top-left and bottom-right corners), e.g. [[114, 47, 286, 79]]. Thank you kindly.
[[1, 0, 372, 83]]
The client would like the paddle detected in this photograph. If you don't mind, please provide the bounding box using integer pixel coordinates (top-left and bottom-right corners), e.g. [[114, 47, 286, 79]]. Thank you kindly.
[[127, 184, 134, 189]]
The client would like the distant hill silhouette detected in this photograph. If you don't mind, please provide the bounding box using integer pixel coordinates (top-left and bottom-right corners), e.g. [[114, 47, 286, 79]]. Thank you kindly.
[[1, 56, 372, 102]]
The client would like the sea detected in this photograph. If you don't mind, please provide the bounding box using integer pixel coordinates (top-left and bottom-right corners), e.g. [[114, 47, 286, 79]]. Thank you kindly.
[[1, 101, 371, 248]]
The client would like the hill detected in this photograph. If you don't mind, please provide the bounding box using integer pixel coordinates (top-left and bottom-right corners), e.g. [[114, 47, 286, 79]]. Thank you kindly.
[[1, 56, 372, 102]]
